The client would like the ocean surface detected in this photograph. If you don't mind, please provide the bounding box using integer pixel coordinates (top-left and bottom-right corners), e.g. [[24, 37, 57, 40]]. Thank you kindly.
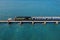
[[0, 0, 60, 40]]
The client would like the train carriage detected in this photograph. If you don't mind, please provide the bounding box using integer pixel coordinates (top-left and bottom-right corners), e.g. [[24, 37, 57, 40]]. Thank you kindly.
[[14, 16, 60, 21], [32, 17, 60, 21]]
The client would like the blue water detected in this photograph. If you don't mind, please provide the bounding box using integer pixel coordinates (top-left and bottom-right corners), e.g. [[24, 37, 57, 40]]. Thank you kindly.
[[0, 0, 60, 40]]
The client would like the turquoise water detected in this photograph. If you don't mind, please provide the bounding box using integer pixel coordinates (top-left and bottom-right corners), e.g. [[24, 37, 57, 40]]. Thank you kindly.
[[0, 0, 60, 40], [0, 23, 60, 40]]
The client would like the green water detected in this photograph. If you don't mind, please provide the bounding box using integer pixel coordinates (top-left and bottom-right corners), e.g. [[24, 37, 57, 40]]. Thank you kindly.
[[0, 23, 60, 40]]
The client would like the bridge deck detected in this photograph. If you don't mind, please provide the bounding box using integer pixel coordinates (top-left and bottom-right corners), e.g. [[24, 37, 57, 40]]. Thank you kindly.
[[0, 21, 60, 22]]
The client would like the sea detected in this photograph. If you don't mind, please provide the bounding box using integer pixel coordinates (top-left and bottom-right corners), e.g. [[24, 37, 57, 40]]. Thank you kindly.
[[0, 0, 60, 40]]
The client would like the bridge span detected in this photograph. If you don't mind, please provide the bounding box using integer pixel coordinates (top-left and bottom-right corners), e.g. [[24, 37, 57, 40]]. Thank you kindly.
[[0, 20, 59, 24]]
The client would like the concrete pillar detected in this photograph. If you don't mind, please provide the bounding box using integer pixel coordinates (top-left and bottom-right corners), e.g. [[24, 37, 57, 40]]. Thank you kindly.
[[20, 21, 22, 25], [32, 21, 34, 25], [8, 20, 11, 24], [56, 21, 58, 24], [43, 21, 46, 24]]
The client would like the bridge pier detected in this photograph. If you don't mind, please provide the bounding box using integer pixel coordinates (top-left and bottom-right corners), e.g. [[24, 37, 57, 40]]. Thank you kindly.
[[32, 21, 34, 25], [8, 20, 11, 24], [43, 21, 46, 24], [20, 21, 22, 24], [56, 21, 58, 24]]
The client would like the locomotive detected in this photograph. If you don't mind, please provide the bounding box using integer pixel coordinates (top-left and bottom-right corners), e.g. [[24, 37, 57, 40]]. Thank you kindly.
[[14, 16, 32, 21], [14, 16, 60, 21]]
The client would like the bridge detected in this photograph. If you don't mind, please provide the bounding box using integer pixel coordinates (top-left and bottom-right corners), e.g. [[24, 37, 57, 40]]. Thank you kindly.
[[0, 20, 59, 24]]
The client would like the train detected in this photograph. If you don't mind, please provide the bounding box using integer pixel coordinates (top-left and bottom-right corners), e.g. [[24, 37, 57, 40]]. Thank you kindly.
[[14, 16, 60, 21], [14, 16, 32, 21]]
